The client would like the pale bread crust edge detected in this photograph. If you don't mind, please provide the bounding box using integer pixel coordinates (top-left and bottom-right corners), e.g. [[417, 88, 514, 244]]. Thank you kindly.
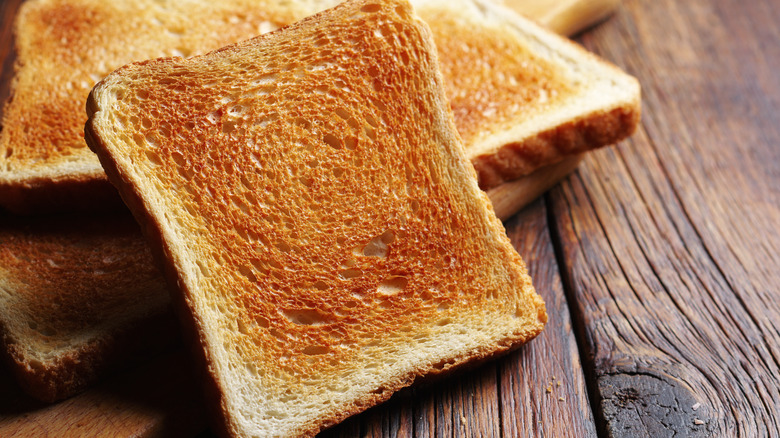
[[0, 308, 178, 403]]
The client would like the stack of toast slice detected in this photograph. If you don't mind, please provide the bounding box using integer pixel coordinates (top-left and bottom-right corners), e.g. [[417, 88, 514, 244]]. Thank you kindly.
[[0, 0, 640, 434], [0, 0, 638, 213]]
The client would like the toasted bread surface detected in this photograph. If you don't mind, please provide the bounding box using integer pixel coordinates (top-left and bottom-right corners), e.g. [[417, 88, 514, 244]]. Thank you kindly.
[[1, 0, 638, 211], [0, 213, 174, 402], [85, 0, 546, 436]]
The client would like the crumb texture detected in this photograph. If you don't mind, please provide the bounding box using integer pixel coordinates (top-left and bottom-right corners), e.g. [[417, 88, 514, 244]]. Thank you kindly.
[[87, 0, 545, 436]]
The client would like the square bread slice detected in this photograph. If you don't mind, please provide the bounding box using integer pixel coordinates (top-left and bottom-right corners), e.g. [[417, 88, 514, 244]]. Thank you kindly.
[[0, 0, 637, 213], [85, 0, 546, 436], [0, 213, 174, 402]]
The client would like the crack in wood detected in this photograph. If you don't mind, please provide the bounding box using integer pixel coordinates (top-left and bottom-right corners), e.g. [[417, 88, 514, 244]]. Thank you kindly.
[[598, 373, 713, 438], [545, 193, 606, 438]]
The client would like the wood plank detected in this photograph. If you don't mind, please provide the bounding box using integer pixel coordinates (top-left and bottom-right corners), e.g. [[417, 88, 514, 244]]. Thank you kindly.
[[500, 199, 598, 437], [547, 0, 780, 435]]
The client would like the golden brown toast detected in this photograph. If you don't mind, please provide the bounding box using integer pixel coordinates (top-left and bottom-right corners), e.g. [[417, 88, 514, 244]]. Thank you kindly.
[[415, 0, 639, 189], [0, 0, 638, 212], [0, 212, 175, 402], [85, 0, 546, 435]]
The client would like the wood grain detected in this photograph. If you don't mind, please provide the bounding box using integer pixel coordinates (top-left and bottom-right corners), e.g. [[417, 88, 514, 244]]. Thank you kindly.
[[548, 0, 780, 435], [501, 199, 598, 437]]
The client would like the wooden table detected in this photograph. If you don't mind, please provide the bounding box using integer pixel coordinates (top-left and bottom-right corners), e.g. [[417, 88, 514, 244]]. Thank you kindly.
[[2, 0, 779, 436]]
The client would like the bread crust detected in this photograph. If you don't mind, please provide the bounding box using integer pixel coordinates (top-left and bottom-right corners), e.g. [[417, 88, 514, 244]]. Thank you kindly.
[[0, 309, 178, 403], [473, 102, 640, 189]]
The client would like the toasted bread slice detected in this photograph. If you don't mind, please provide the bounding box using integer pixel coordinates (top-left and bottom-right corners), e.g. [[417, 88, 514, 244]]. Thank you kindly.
[[0, 0, 637, 212], [0, 213, 175, 402], [85, 0, 546, 436], [413, 0, 639, 189]]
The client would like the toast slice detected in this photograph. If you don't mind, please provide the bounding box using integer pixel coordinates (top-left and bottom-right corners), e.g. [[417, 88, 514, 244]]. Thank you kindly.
[[413, 0, 639, 189], [85, 0, 546, 436], [0, 0, 638, 213], [0, 213, 175, 402]]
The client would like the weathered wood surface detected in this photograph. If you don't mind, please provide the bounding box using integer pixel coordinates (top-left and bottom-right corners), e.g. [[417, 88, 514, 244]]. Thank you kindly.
[[547, 0, 780, 436]]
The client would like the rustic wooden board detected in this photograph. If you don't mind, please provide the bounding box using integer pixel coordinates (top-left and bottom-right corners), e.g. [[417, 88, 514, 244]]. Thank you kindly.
[[501, 200, 598, 437], [548, 0, 780, 435]]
